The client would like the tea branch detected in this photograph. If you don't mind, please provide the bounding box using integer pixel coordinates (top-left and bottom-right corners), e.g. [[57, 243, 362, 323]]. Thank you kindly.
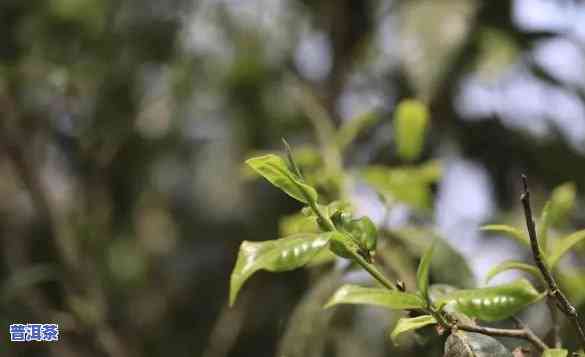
[[521, 175, 585, 348], [456, 322, 548, 352]]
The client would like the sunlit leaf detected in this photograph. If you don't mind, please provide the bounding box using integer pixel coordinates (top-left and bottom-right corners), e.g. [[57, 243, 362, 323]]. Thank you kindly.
[[417, 241, 435, 301], [445, 331, 513, 357], [480, 225, 529, 247], [389, 315, 436, 344], [548, 229, 585, 268], [230, 233, 330, 305], [246, 154, 318, 204], [324, 285, 426, 310], [485, 260, 543, 284], [336, 111, 381, 150], [542, 349, 568, 357], [435, 279, 543, 321], [394, 99, 429, 161]]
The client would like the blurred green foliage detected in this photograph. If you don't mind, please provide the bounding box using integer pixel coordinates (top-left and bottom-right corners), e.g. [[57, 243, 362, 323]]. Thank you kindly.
[[2, 0, 585, 356]]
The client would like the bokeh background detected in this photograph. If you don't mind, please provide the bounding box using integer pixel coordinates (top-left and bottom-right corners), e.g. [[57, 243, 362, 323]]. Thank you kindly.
[[2, 0, 585, 356]]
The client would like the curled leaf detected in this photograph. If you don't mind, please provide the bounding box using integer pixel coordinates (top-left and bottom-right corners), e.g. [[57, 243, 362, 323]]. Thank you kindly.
[[436, 279, 543, 321], [246, 154, 318, 204], [485, 260, 543, 285], [324, 285, 426, 310], [480, 225, 529, 247], [230, 233, 330, 305], [390, 315, 436, 344]]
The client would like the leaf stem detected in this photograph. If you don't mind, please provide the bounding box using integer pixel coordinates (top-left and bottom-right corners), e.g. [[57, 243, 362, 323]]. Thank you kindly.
[[348, 248, 397, 291], [521, 175, 585, 349]]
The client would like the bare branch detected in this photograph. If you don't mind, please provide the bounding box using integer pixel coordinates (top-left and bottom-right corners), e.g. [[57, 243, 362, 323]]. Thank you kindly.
[[457, 323, 548, 352], [520, 174, 585, 348]]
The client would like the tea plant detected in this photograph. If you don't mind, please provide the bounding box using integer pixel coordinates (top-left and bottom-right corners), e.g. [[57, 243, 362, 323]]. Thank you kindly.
[[230, 99, 585, 357]]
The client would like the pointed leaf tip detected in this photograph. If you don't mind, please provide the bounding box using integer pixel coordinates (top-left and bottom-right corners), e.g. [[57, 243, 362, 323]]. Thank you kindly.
[[245, 154, 318, 204]]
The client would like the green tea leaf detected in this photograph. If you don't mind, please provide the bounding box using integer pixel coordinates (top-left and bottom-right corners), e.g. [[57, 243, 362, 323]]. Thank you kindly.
[[417, 241, 435, 301], [346, 216, 378, 253], [394, 99, 429, 161], [542, 349, 568, 357], [548, 229, 585, 268], [282, 138, 303, 178], [230, 233, 330, 305], [246, 154, 318, 204], [324, 285, 426, 310], [480, 225, 529, 247], [336, 111, 381, 150], [435, 279, 543, 321], [389, 315, 436, 344], [485, 260, 542, 284], [328, 231, 360, 260]]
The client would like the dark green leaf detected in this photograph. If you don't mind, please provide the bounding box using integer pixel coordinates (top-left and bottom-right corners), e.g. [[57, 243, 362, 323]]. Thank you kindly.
[[246, 154, 318, 204], [390, 315, 436, 344], [548, 229, 585, 268], [435, 279, 543, 321], [324, 285, 426, 310], [230, 233, 330, 305], [485, 260, 543, 284], [480, 225, 529, 247], [394, 99, 429, 161], [417, 241, 435, 302]]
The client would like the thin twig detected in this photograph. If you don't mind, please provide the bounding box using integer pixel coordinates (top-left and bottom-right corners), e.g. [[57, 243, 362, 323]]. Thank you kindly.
[[457, 323, 548, 352], [520, 174, 585, 348]]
